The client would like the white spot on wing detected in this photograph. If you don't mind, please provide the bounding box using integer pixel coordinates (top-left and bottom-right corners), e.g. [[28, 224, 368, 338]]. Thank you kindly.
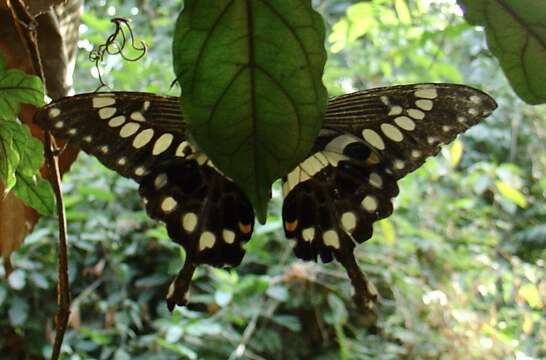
[[54, 121, 64, 128], [381, 123, 404, 142], [470, 95, 482, 104], [369, 172, 383, 188], [393, 160, 405, 170], [361, 196, 378, 212], [49, 107, 61, 118], [98, 107, 117, 119], [175, 141, 191, 157], [323, 230, 340, 249], [161, 197, 177, 213], [120, 122, 140, 138], [416, 99, 434, 111], [362, 129, 385, 150], [134, 166, 146, 176], [199, 232, 216, 251], [182, 213, 198, 233], [154, 174, 168, 189], [153, 133, 174, 155], [93, 97, 116, 108], [223, 229, 235, 244], [394, 116, 415, 131], [108, 115, 126, 128], [407, 108, 425, 120], [302, 227, 315, 242], [388, 105, 403, 116], [341, 212, 357, 233], [415, 88, 438, 99], [132, 128, 155, 148], [300, 156, 326, 177], [131, 111, 145, 122], [325, 134, 359, 154]]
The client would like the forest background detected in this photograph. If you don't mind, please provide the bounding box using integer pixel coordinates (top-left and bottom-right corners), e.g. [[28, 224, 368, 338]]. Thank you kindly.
[[0, 0, 545, 359]]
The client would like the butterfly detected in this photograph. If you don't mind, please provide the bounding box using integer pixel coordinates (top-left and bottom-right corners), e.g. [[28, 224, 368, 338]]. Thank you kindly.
[[34, 83, 496, 310]]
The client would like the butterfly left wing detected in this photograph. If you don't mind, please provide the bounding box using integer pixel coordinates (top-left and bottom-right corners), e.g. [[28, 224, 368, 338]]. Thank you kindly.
[[34, 92, 255, 309], [282, 84, 497, 308]]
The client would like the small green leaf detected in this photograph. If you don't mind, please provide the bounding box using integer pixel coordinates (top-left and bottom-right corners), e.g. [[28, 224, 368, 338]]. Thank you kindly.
[[8, 269, 26, 290], [459, 0, 546, 104], [379, 219, 396, 245], [8, 298, 29, 327], [449, 139, 464, 168], [13, 173, 55, 215], [0, 68, 44, 120], [327, 293, 348, 325], [0, 52, 5, 70], [495, 180, 528, 208], [0, 126, 18, 190], [518, 283, 543, 309], [173, 0, 328, 222], [214, 289, 233, 307], [395, 0, 412, 25], [156, 338, 197, 359], [0, 287, 6, 306], [266, 285, 289, 301], [2, 120, 44, 176]]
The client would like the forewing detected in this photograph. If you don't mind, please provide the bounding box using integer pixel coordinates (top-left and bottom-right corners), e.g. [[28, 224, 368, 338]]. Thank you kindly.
[[34, 92, 186, 180], [324, 83, 497, 178]]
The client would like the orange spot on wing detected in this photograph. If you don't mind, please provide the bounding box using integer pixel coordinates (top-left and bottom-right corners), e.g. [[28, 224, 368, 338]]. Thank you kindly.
[[284, 219, 299, 232], [238, 222, 252, 235], [367, 152, 380, 165]]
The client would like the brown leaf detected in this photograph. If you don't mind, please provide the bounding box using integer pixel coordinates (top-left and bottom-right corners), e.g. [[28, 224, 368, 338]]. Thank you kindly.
[[0, 190, 38, 274]]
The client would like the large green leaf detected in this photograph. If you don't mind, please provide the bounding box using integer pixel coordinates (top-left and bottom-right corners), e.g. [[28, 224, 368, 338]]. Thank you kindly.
[[173, 0, 328, 222], [458, 0, 546, 105]]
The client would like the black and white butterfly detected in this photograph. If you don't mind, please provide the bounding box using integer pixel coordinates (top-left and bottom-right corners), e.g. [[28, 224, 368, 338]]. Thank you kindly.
[[34, 84, 496, 310]]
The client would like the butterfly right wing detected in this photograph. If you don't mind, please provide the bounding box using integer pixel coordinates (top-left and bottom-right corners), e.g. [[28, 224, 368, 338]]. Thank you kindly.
[[281, 84, 497, 308]]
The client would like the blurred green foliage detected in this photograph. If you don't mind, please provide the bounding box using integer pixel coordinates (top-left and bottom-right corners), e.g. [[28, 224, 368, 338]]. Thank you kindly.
[[1, 1, 545, 359]]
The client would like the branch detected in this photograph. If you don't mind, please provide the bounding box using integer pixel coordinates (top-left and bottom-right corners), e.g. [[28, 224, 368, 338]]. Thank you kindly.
[[5, 1, 71, 359]]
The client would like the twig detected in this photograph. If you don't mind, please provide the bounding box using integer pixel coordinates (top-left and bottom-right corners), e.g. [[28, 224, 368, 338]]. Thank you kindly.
[[44, 134, 71, 360], [228, 298, 281, 360], [5, 1, 71, 359]]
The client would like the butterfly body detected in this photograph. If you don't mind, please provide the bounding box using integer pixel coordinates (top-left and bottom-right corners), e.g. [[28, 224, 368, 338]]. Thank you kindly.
[[34, 83, 496, 310]]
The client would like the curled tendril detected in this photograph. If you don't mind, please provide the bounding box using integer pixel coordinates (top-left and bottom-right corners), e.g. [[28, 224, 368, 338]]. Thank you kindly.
[[89, 17, 147, 91]]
